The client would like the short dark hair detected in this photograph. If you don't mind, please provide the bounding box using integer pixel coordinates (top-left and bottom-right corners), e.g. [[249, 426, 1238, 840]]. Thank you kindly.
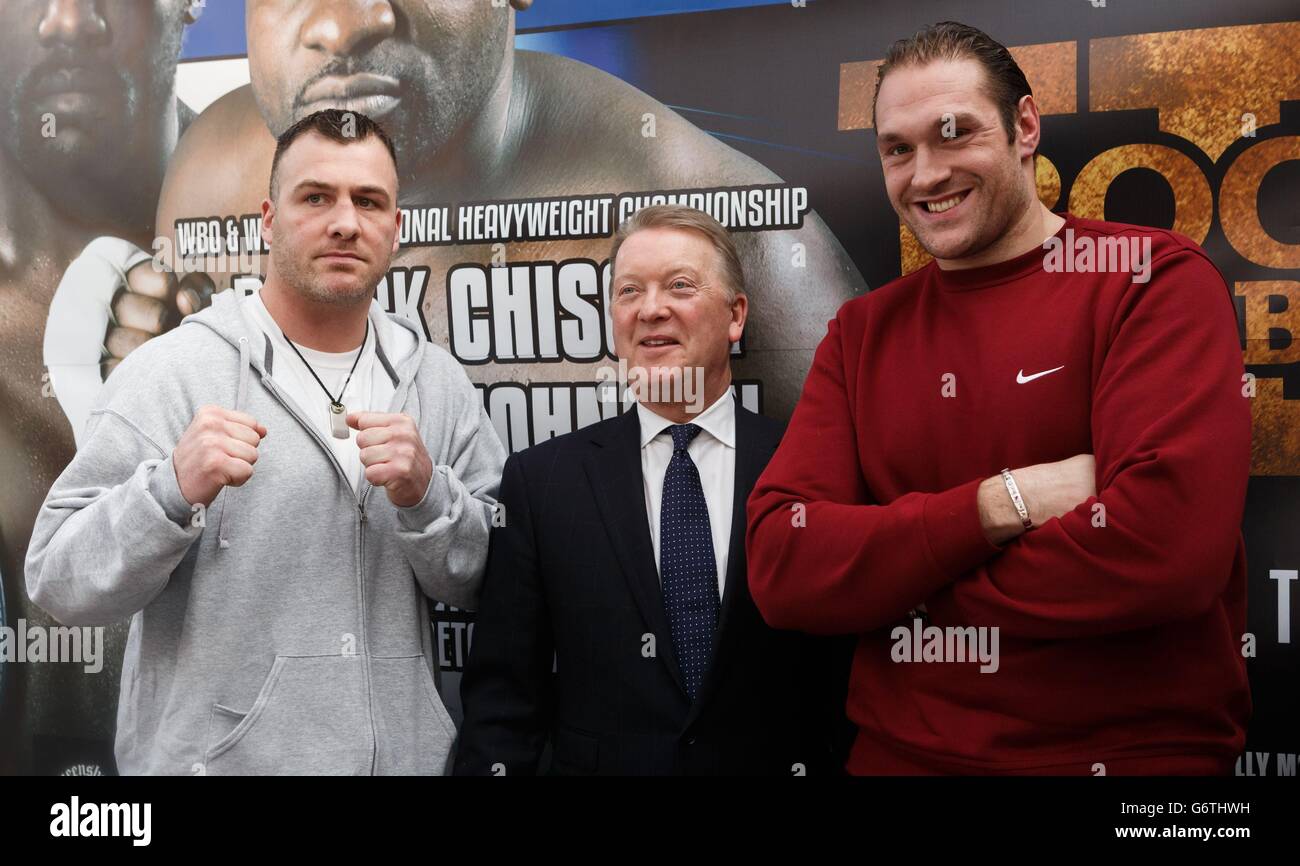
[[268, 109, 399, 199], [871, 21, 1033, 146]]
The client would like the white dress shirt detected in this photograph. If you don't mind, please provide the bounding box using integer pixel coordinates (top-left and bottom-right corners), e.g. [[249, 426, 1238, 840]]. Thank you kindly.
[[637, 390, 736, 598]]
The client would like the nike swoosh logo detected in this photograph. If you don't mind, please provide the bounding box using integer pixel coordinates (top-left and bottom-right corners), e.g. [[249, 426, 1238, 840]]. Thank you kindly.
[[1016, 365, 1065, 384]]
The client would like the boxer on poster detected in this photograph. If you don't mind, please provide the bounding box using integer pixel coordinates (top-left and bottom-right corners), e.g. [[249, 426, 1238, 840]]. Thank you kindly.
[[149, 0, 863, 423], [0, 0, 203, 775], [25, 110, 506, 775], [454, 205, 853, 776], [747, 22, 1251, 774]]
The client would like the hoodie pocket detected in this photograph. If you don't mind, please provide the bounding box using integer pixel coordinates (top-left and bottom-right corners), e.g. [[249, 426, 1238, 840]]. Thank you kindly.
[[203, 655, 371, 776], [369, 655, 456, 775]]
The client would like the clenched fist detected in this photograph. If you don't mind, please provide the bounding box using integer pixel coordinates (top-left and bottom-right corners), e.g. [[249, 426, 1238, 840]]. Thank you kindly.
[[45, 237, 216, 446], [104, 266, 215, 378], [173, 406, 268, 507], [347, 412, 433, 508]]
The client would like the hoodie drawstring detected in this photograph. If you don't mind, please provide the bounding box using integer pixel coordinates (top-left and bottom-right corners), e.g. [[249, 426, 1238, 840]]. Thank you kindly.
[[217, 336, 252, 550]]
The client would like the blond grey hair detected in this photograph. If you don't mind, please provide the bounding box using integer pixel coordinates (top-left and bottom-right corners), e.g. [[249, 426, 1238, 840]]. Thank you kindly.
[[609, 204, 746, 302]]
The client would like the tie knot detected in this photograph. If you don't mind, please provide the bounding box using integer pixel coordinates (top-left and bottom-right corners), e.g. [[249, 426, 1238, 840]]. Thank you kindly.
[[668, 423, 703, 452]]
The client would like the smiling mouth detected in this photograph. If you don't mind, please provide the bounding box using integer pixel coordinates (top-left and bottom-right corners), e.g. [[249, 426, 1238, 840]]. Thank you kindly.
[[641, 338, 679, 348], [917, 190, 970, 215]]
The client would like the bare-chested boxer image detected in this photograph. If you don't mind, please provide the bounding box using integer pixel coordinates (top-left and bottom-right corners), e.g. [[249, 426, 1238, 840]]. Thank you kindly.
[[151, 0, 864, 423], [0, 0, 201, 774]]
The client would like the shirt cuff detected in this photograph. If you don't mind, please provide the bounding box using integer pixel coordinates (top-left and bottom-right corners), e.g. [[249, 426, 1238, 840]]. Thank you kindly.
[[147, 454, 197, 528], [395, 466, 452, 531], [921, 476, 1001, 577]]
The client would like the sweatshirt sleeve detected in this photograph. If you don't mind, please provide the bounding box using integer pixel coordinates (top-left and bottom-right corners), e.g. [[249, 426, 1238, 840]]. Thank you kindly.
[[395, 364, 506, 611], [932, 249, 1250, 639], [746, 311, 1001, 635], [25, 408, 203, 626]]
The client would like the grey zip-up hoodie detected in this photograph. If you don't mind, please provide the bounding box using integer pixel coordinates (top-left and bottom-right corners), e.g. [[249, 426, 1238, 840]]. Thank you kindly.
[[25, 290, 506, 775]]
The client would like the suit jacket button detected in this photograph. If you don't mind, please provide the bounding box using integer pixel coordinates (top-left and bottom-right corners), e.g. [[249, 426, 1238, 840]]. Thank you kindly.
[[687, 737, 697, 746]]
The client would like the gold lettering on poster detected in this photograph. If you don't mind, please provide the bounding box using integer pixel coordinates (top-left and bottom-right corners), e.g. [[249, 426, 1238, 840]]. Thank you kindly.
[[1250, 377, 1300, 476], [1236, 281, 1300, 475], [1220, 137, 1300, 269], [1090, 23, 1300, 162], [1238, 281, 1300, 366], [1068, 144, 1212, 245], [838, 41, 1078, 131]]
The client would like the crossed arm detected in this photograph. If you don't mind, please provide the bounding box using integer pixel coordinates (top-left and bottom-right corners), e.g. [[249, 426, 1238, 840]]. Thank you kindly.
[[746, 251, 1250, 639]]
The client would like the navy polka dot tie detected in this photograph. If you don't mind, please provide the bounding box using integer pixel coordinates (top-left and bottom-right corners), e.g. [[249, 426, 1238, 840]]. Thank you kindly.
[[659, 423, 720, 701]]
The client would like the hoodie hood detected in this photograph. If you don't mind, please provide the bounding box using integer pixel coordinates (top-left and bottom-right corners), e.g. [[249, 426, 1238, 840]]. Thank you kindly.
[[186, 289, 426, 407]]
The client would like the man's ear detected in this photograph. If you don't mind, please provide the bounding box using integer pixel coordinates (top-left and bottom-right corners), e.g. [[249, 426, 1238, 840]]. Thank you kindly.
[[183, 0, 204, 26], [1015, 94, 1042, 162], [728, 292, 748, 344], [392, 209, 403, 254], [510, 0, 534, 11], [260, 199, 275, 248]]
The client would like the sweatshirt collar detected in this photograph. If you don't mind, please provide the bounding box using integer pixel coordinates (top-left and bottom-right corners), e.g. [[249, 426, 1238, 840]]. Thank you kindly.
[[189, 288, 418, 387], [931, 212, 1074, 292]]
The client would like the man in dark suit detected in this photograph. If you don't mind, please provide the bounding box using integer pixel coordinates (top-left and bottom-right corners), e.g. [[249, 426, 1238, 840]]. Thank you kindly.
[[454, 205, 852, 775]]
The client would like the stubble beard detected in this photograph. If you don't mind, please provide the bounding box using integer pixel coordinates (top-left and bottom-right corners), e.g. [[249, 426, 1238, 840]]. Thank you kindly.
[[4, 21, 183, 220], [904, 160, 1033, 264], [275, 249, 379, 307]]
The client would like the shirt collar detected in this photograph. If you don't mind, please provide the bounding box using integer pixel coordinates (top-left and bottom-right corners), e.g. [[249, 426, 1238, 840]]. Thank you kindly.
[[636, 389, 736, 450]]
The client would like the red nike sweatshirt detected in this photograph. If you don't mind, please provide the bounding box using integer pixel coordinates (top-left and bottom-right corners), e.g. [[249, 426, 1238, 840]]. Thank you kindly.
[[747, 214, 1251, 775]]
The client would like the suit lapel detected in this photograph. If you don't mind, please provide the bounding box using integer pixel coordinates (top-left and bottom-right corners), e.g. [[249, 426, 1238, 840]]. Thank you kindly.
[[685, 401, 778, 726], [583, 410, 687, 696]]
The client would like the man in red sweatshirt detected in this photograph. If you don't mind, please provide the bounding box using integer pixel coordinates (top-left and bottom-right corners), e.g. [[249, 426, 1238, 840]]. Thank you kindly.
[[746, 21, 1251, 775]]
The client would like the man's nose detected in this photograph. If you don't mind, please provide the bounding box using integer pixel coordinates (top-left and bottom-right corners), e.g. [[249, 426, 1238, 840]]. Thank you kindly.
[[37, 0, 109, 48], [300, 0, 397, 57], [328, 201, 362, 239], [910, 146, 953, 195], [637, 286, 672, 322]]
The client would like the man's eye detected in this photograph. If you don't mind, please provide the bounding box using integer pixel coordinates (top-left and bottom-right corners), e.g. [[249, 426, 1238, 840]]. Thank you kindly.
[[307, 193, 324, 204], [617, 285, 638, 295], [671, 279, 695, 291], [357, 198, 374, 208], [888, 144, 911, 156]]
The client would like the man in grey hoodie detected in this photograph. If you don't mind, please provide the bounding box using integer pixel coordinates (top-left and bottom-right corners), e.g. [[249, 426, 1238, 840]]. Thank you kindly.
[[25, 109, 506, 775]]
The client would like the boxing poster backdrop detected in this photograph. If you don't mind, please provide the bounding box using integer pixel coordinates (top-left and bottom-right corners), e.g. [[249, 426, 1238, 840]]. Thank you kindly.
[[0, 0, 1296, 776]]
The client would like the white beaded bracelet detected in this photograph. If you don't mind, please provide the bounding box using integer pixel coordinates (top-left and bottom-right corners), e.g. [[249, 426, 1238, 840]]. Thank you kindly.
[[1000, 468, 1033, 530]]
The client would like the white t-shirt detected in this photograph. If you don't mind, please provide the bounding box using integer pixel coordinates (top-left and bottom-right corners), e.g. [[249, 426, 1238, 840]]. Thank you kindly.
[[240, 290, 405, 494]]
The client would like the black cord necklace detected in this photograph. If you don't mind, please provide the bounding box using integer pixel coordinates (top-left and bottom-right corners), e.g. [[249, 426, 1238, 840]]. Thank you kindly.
[[280, 319, 370, 439]]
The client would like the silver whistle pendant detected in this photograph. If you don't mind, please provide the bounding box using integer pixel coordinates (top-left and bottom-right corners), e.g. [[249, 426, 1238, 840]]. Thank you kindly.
[[329, 401, 349, 439]]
